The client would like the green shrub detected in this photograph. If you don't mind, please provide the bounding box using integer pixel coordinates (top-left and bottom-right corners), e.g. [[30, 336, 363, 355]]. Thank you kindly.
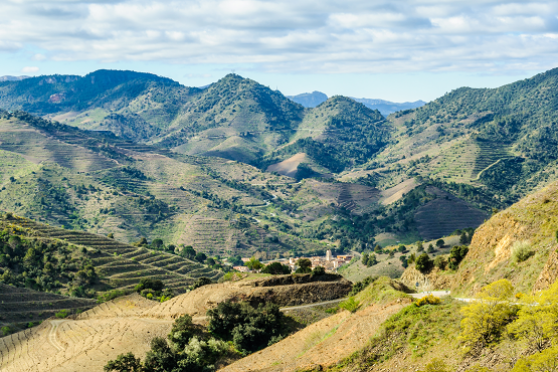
[[104, 352, 143, 372], [1, 326, 11, 336], [311, 266, 325, 276], [97, 289, 127, 303], [512, 241, 534, 263], [207, 301, 286, 353], [349, 276, 378, 296], [339, 297, 361, 313], [189, 277, 213, 291], [434, 256, 447, 270], [415, 253, 433, 274], [262, 261, 291, 275], [55, 309, 69, 319]]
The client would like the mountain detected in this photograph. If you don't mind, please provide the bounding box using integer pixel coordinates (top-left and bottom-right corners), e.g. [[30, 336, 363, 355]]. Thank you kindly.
[[286, 91, 426, 115], [351, 97, 426, 116], [287, 91, 328, 107], [0, 75, 29, 82], [0, 71, 392, 174]]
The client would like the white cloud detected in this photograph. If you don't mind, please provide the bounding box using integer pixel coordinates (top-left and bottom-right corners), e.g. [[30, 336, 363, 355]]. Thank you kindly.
[[21, 66, 39, 73], [1, 0, 558, 74]]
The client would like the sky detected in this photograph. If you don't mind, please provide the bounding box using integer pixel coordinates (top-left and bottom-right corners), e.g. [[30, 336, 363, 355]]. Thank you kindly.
[[1, 0, 558, 102]]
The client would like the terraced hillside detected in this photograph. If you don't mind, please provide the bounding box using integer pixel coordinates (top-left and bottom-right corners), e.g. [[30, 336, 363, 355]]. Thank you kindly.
[[0, 274, 351, 372], [0, 110, 329, 256], [0, 215, 222, 298], [0, 284, 95, 334], [414, 187, 489, 240]]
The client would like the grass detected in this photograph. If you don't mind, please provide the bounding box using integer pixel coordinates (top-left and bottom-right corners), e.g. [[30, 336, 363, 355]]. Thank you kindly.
[[328, 298, 463, 371]]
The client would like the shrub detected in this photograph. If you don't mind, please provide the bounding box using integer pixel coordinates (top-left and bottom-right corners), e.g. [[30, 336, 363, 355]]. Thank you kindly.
[[398, 245, 406, 253], [190, 277, 213, 291], [460, 279, 517, 347], [436, 239, 445, 248], [135, 278, 164, 293], [427, 244, 435, 253], [415, 253, 433, 274], [512, 241, 534, 263], [207, 301, 286, 353], [262, 262, 291, 275], [507, 280, 558, 352], [55, 309, 69, 319], [104, 352, 143, 372], [512, 346, 558, 372], [434, 256, 447, 270], [415, 294, 441, 307], [339, 297, 361, 313], [1, 326, 11, 336], [349, 276, 378, 296], [311, 266, 325, 276], [417, 241, 424, 252], [419, 358, 451, 372], [97, 289, 127, 303]]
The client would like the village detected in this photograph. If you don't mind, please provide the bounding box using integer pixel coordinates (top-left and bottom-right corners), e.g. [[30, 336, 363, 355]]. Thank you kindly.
[[233, 250, 353, 273]]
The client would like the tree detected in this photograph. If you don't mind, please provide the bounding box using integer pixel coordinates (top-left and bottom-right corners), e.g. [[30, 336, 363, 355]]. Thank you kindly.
[[398, 245, 406, 253], [104, 352, 143, 372], [449, 245, 468, 270], [180, 245, 196, 260], [460, 279, 517, 347], [436, 239, 445, 248], [460, 232, 469, 245], [151, 238, 164, 250], [361, 253, 369, 265], [246, 257, 263, 270], [415, 253, 433, 274], [295, 258, 312, 273], [206, 257, 216, 266], [366, 253, 377, 267], [427, 244, 435, 253], [195, 252, 207, 263], [417, 241, 424, 252], [374, 244, 382, 253]]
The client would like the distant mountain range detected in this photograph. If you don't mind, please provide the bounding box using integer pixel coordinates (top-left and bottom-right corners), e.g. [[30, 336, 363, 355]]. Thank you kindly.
[[287, 91, 426, 116], [0, 75, 29, 82]]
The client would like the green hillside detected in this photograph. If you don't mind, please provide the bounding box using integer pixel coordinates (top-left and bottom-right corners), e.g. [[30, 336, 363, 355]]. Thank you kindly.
[[0, 71, 389, 173], [263, 96, 388, 173], [351, 68, 558, 205], [0, 109, 332, 258]]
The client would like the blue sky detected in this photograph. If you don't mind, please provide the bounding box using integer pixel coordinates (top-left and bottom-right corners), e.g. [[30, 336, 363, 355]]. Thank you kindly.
[[1, 0, 557, 102]]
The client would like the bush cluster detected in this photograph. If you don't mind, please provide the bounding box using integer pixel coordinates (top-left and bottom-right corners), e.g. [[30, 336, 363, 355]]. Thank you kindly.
[[207, 300, 287, 354]]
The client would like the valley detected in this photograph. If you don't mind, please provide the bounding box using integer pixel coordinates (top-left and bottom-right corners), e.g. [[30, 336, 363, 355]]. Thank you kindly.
[[2, 67, 558, 372]]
